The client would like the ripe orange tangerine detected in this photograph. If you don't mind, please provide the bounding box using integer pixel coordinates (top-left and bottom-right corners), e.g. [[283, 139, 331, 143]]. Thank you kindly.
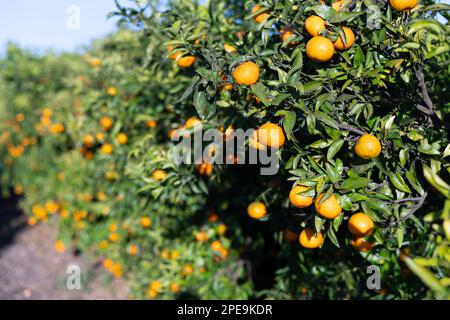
[[389, 0, 418, 11], [350, 236, 374, 252], [196, 163, 213, 176], [96, 132, 105, 141], [348, 212, 375, 236], [101, 143, 113, 155], [315, 193, 342, 219], [251, 5, 270, 24], [305, 16, 326, 37], [211, 240, 223, 252], [116, 133, 128, 145], [100, 116, 113, 131], [220, 248, 229, 259], [27, 217, 38, 226], [128, 244, 139, 256], [289, 185, 313, 208], [107, 86, 117, 97], [170, 282, 181, 293], [319, 0, 344, 10], [232, 61, 260, 85], [280, 29, 298, 45], [306, 36, 334, 62], [176, 56, 196, 68], [221, 82, 234, 91], [152, 169, 167, 181], [195, 231, 209, 242], [299, 228, 324, 248], [109, 232, 119, 242], [333, 27, 355, 50], [354, 134, 381, 159], [247, 201, 267, 219], [90, 58, 101, 67], [257, 122, 285, 148], [83, 134, 95, 147], [223, 44, 237, 53], [220, 74, 233, 91], [141, 216, 152, 228], [54, 240, 65, 253], [166, 45, 181, 60], [185, 117, 202, 128], [146, 119, 157, 128], [208, 210, 219, 223], [182, 264, 194, 276], [249, 131, 267, 151]]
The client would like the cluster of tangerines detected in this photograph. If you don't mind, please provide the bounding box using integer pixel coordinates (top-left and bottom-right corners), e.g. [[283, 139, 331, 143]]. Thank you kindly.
[[145, 213, 228, 298], [80, 115, 129, 160], [253, 3, 356, 63], [35, 108, 65, 136], [147, 280, 181, 298], [102, 258, 123, 278], [147, 278, 182, 298], [54, 240, 66, 253], [195, 210, 229, 260], [27, 201, 62, 226], [167, 116, 238, 177], [165, 0, 419, 93], [1, 113, 38, 160], [99, 216, 151, 254], [247, 133, 382, 250]]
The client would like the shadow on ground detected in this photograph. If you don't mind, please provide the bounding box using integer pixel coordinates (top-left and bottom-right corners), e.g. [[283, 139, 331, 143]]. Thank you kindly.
[[0, 195, 128, 300], [0, 195, 27, 250]]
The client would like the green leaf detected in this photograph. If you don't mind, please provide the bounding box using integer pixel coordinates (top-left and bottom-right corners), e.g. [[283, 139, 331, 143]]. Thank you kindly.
[[290, 47, 303, 73], [407, 20, 445, 36], [329, 11, 364, 24], [250, 82, 269, 105], [325, 163, 340, 183], [341, 79, 352, 92], [353, 46, 365, 66], [298, 81, 322, 94], [327, 227, 340, 248], [179, 76, 199, 102], [314, 111, 339, 129], [327, 139, 344, 160], [406, 163, 424, 194], [193, 89, 215, 120], [314, 215, 325, 233], [310, 5, 337, 20], [270, 93, 290, 106], [389, 172, 412, 194], [399, 148, 408, 167], [425, 43, 450, 59], [396, 225, 404, 248], [366, 200, 387, 219], [402, 255, 446, 295], [282, 111, 297, 141], [423, 165, 450, 199], [339, 177, 371, 190], [307, 155, 325, 174]]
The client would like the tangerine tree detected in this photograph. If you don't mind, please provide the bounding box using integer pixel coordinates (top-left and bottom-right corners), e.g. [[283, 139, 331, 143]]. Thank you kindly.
[[0, 0, 449, 299]]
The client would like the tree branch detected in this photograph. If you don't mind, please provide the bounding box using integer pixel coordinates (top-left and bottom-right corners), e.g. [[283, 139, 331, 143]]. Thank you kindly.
[[400, 192, 428, 222], [415, 64, 435, 117], [337, 123, 367, 136], [391, 196, 426, 204]]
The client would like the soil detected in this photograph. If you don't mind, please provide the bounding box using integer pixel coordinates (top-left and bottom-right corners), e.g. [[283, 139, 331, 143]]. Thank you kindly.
[[0, 196, 128, 300]]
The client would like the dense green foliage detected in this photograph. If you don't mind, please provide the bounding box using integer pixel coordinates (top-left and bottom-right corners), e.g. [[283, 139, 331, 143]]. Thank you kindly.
[[0, 0, 449, 299]]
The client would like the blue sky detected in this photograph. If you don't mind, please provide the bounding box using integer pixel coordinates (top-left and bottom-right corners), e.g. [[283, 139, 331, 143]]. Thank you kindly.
[[0, 0, 120, 54]]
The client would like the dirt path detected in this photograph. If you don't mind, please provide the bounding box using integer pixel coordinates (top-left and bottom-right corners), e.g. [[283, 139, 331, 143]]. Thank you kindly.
[[0, 196, 128, 300]]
